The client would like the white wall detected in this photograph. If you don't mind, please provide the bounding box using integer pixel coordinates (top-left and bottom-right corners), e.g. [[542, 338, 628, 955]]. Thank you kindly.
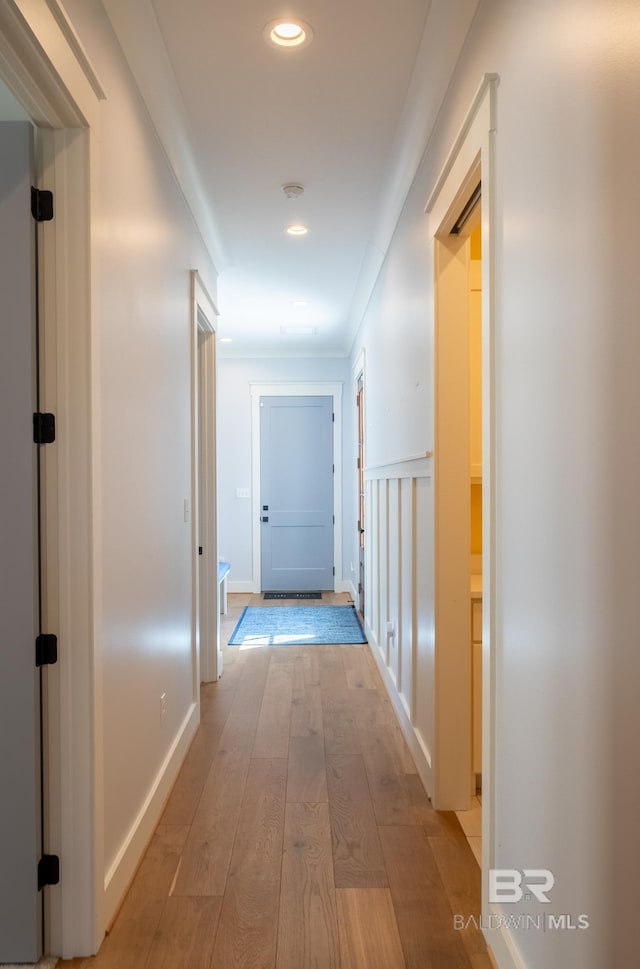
[[217, 355, 353, 592], [61, 0, 217, 923], [350, 1, 640, 967]]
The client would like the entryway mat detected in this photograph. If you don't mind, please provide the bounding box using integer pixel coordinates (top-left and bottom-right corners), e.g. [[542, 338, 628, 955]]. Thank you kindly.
[[263, 591, 322, 600], [228, 605, 367, 646]]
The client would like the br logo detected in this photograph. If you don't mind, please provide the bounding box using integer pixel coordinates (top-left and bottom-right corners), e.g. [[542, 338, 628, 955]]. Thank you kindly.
[[489, 869, 555, 904]]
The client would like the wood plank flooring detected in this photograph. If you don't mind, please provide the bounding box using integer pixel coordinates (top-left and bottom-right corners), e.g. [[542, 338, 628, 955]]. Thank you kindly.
[[60, 593, 490, 969]]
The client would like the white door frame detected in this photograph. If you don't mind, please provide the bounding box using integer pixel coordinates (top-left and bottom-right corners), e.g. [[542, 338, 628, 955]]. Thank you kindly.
[[426, 72, 498, 925], [0, 0, 106, 956], [249, 382, 345, 594], [191, 271, 221, 683], [352, 348, 366, 607]]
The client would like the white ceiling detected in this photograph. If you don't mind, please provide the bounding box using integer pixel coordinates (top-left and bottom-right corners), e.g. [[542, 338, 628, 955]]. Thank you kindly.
[[101, 0, 479, 356]]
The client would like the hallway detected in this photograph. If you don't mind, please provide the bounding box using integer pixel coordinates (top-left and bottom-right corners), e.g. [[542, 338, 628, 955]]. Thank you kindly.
[[61, 594, 491, 969]]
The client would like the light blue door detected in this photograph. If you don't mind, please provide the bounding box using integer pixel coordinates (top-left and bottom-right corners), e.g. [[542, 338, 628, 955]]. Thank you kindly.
[[0, 122, 42, 961], [260, 396, 334, 591]]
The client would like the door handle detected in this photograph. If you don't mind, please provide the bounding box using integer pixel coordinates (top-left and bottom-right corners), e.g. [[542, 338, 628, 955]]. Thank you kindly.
[[261, 516, 269, 523]]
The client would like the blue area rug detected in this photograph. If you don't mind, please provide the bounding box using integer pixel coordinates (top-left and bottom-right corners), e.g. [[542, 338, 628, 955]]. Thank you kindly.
[[228, 605, 367, 647]]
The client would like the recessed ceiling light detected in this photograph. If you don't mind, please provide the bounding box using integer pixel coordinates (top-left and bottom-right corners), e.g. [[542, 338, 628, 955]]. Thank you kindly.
[[286, 224, 308, 236], [264, 19, 314, 50]]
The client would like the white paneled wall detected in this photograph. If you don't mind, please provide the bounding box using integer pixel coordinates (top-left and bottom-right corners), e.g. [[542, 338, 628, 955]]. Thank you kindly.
[[363, 458, 434, 794]]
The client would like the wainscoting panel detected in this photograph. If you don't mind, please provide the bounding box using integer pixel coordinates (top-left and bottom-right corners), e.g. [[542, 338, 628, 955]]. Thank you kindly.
[[363, 457, 434, 795], [387, 479, 400, 688], [399, 478, 415, 719], [414, 475, 435, 780]]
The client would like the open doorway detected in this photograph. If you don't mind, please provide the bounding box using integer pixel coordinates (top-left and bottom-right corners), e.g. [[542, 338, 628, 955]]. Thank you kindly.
[[433, 178, 481, 813], [427, 80, 496, 895], [449, 201, 484, 864], [433, 181, 484, 859]]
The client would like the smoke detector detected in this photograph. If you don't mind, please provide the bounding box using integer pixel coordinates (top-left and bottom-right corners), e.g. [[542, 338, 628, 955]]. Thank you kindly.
[[282, 183, 304, 200]]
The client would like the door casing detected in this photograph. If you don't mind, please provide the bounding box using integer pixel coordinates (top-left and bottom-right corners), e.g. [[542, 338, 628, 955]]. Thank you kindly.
[[191, 270, 220, 684]]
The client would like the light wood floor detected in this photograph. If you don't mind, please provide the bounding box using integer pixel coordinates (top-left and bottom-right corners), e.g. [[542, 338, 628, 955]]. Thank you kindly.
[[60, 593, 492, 969]]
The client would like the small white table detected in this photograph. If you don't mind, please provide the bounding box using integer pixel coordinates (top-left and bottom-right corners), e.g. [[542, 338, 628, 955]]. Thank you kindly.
[[218, 561, 231, 615]]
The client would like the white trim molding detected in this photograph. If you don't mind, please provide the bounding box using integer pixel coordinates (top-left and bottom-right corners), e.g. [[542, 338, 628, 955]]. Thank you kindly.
[[0, 0, 105, 128], [0, 1, 106, 956], [365, 452, 433, 481], [191, 271, 220, 685], [249, 382, 344, 594]]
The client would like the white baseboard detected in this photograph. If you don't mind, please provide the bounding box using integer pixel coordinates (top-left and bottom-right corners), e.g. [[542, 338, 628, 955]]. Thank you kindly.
[[228, 580, 256, 593], [337, 578, 357, 598], [229, 580, 356, 596], [363, 617, 433, 798], [102, 702, 199, 929], [483, 918, 525, 969]]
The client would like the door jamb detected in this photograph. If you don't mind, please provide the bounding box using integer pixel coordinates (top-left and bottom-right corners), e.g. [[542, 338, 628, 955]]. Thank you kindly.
[[249, 382, 344, 594], [352, 348, 366, 609], [191, 270, 220, 684]]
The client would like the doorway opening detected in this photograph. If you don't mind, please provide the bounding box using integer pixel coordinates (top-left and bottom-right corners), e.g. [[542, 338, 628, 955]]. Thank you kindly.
[[427, 78, 496, 902], [438, 196, 484, 863]]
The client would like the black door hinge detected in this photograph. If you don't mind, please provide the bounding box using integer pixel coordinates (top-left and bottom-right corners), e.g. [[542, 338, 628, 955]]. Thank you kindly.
[[198, 546, 203, 556], [332, 412, 335, 422], [38, 854, 60, 891], [333, 515, 335, 524], [333, 567, 336, 576], [31, 187, 54, 223], [36, 634, 58, 667], [332, 464, 335, 473], [33, 412, 56, 444]]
